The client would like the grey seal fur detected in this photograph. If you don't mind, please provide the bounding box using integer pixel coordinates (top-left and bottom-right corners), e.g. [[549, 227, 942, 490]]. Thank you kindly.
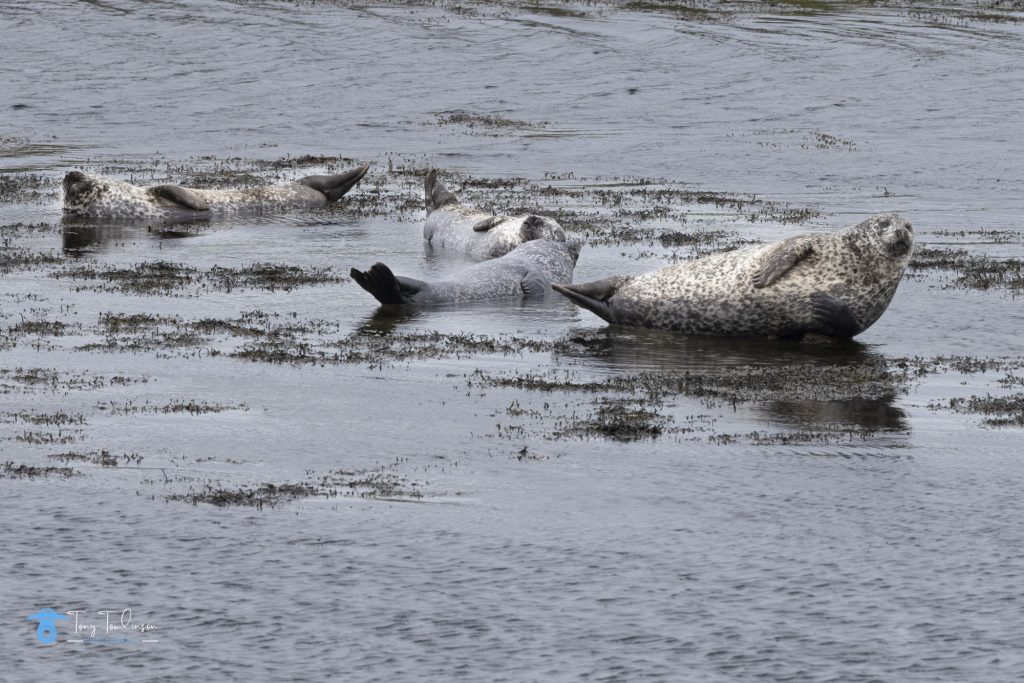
[[351, 239, 579, 306], [552, 213, 914, 340], [62, 164, 369, 219], [422, 169, 566, 260]]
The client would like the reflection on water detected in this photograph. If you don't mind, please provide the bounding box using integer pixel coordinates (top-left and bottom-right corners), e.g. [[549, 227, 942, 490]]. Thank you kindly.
[[557, 324, 871, 370], [356, 306, 428, 335], [765, 397, 908, 432], [60, 217, 208, 253], [557, 325, 909, 433]]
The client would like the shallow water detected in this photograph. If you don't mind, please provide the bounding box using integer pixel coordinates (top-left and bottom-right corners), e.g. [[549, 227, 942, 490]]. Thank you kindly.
[[3, 1, 1024, 680]]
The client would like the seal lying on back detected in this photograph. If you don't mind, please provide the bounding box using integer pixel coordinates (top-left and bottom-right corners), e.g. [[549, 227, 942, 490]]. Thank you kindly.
[[351, 240, 579, 306], [62, 164, 369, 219], [423, 169, 566, 260], [553, 213, 914, 340]]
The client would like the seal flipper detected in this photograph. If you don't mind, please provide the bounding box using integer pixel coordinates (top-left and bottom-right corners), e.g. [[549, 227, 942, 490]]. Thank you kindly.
[[520, 268, 549, 299], [551, 276, 630, 323], [425, 169, 459, 214], [298, 163, 370, 202], [150, 185, 210, 211], [350, 263, 424, 305], [752, 237, 814, 289], [810, 292, 861, 338], [472, 216, 502, 232]]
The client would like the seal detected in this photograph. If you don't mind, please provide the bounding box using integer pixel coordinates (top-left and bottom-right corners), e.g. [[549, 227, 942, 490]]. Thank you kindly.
[[423, 169, 566, 260], [351, 240, 579, 306], [552, 213, 914, 339], [62, 164, 369, 219]]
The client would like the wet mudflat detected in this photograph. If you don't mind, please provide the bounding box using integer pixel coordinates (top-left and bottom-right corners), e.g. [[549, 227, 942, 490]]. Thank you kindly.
[[3, 1, 1024, 680]]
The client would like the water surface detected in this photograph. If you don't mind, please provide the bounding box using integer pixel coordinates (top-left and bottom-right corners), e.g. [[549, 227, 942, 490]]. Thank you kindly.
[[2, 1, 1024, 680]]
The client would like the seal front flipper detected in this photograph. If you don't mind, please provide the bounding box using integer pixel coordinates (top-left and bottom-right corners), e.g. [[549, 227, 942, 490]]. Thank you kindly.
[[551, 276, 630, 324], [752, 237, 814, 289], [520, 268, 549, 298], [472, 216, 503, 232], [424, 169, 459, 214], [350, 263, 424, 305], [150, 185, 210, 211], [298, 163, 370, 202], [810, 292, 861, 338]]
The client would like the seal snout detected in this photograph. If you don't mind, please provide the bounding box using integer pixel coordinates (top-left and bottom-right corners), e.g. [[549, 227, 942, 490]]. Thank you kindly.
[[888, 223, 914, 257]]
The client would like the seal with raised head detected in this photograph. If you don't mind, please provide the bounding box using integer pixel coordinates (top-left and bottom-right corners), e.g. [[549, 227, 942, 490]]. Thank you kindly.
[[552, 213, 914, 339], [62, 164, 369, 219], [351, 240, 579, 306], [423, 169, 566, 260]]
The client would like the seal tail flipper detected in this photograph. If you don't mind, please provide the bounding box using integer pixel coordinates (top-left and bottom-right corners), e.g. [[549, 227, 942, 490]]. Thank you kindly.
[[350, 263, 424, 305], [298, 163, 370, 202], [425, 168, 459, 215], [551, 276, 628, 324]]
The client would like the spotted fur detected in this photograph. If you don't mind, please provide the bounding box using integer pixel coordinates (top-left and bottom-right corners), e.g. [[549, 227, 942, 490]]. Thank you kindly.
[[422, 169, 566, 260], [553, 213, 914, 339], [352, 240, 579, 306], [62, 165, 369, 219]]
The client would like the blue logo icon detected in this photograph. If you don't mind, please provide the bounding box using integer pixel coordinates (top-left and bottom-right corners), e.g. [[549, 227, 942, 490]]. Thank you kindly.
[[27, 609, 68, 644]]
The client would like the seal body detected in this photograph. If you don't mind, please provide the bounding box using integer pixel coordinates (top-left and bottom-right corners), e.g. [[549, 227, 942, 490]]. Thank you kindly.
[[62, 164, 369, 219], [552, 213, 914, 339], [423, 169, 566, 260], [351, 240, 579, 306]]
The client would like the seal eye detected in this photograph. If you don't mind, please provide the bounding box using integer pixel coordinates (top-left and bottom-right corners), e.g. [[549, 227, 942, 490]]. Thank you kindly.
[[877, 218, 891, 230]]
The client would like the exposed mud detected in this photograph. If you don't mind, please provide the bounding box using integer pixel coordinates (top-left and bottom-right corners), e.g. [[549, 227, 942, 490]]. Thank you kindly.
[[910, 247, 1024, 292], [0, 367, 149, 394], [167, 469, 423, 509], [0, 461, 79, 479], [934, 393, 1024, 427], [52, 261, 348, 296]]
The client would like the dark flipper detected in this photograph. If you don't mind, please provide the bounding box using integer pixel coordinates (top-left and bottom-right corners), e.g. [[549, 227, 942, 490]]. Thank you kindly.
[[150, 185, 210, 211], [810, 292, 861, 338], [472, 216, 502, 232], [350, 263, 423, 305], [520, 269, 549, 298], [424, 169, 459, 214], [298, 163, 370, 202], [752, 237, 814, 289], [551, 276, 629, 324]]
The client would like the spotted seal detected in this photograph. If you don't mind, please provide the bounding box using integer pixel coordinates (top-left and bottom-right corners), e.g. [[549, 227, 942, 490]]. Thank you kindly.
[[351, 240, 579, 306], [423, 169, 566, 260], [62, 164, 369, 219], [552, 213, 914, 339]]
